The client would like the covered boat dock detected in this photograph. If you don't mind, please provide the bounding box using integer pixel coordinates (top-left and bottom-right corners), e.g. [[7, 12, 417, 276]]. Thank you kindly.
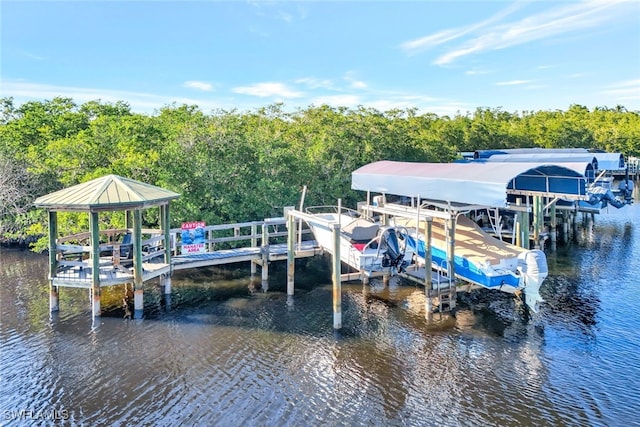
[[352, 159, 594, 255]]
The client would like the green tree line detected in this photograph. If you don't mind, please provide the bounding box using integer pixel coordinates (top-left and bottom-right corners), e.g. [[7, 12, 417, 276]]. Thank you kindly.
[[1, 97, 639, 248]]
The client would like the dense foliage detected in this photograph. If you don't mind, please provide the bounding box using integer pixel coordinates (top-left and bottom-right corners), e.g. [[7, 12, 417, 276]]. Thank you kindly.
[[1, 97, 639, 249]]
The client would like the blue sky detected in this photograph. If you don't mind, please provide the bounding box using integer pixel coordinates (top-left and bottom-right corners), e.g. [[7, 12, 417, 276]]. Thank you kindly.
[[2, 1, 639, 116]]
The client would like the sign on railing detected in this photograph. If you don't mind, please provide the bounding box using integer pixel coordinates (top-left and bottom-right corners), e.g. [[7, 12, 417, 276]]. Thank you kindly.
[[181, 221, 206, 254]]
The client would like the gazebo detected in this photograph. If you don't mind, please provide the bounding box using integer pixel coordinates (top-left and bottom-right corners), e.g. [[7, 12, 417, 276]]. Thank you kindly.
[[34, 175, 180, 319]]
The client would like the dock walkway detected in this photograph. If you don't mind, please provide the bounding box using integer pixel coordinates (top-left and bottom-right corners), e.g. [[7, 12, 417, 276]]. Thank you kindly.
[[50, 217, 321, 289]]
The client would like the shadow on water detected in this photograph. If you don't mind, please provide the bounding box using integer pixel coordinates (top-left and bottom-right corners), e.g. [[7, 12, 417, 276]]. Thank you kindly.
[[5, 203, 639, 427]]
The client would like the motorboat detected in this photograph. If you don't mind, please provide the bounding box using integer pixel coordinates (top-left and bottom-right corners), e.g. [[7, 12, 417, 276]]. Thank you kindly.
[[303, 206, 413, 276]]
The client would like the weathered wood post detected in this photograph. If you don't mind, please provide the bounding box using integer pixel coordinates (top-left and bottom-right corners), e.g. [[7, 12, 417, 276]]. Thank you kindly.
[[533, 196, 543, 249], [515, 199, 522, 248], [522, 199, 530, 249], [332, 222, 342, 330], [161, 204, 172, 297], [89, 211, 101, 318], [550, 202, 557, 251], [571, 206, 578, 242], [532, 196, 540, 248], [287, 211, 295, 296], [48, 211, 59, 313], [133, 209, 144, 319], [561, 212, 569, 244], [261, 222, 269, 289], [250, 222, 258, 277]]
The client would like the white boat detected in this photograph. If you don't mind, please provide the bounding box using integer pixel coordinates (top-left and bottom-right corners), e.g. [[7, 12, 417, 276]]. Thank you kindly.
[[303, 206, 414, 276]]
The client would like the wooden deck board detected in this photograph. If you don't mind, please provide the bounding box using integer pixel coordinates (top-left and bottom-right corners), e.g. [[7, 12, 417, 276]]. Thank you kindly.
[[52, 241, 321, 285]]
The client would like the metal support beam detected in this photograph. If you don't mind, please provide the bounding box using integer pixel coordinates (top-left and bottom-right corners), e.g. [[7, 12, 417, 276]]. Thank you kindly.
[[446, 215, 455, 279], [424, 217, 433, 319]]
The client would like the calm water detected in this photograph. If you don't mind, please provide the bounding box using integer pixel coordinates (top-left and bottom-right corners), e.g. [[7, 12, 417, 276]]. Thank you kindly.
[[1, 205, 639, 426]]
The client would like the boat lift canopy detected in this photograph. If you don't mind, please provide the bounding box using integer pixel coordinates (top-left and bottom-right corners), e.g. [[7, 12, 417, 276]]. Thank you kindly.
[[351, 160, 591, 208], [474, 148, 588, 159], [480, 152, 625, 172]]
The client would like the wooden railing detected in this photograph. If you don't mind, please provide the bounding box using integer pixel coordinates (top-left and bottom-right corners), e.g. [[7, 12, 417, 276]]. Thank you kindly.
[[169, 217, 311, 256], [54, 216, 312, 270]]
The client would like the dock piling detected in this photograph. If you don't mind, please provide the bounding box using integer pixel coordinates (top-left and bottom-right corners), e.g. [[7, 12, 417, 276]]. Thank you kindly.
[[133, 209, 144, 319], [250, 223, 258, 276], [287, 212, 295, 296], [50, 286, 59, 312], [332, 222, 342, 330], [90, 212, 101, 318], [550, 202, 557, 251]]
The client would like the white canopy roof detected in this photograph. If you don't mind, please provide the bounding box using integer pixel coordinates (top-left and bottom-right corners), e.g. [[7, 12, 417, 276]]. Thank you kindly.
[[483, 152, 624, 171], [351, 160, 589, 207], [591, 153, 625, 170]]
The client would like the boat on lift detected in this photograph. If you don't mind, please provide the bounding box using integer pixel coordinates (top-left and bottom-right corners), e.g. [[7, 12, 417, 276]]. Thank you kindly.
[[303, 206, 413, 277], [391, 211, 548, 312], [350, 160, 577, 313]]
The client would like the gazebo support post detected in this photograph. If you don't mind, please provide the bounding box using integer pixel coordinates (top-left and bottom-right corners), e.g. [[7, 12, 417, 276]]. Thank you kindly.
[[90, 211, 101, 318], [133, 209, 144, 319], [160, 204, 172, 297], [48, 211, 59, 313]]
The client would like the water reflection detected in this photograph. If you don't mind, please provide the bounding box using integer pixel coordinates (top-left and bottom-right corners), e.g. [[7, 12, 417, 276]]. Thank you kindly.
[[1, 204, 639, 425]]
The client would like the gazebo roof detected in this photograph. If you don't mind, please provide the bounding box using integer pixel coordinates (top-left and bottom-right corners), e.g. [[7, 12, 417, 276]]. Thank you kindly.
[[34, 175, 180, 212]]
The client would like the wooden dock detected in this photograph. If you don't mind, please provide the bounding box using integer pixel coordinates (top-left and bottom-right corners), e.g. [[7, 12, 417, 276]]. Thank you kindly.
[[48, 216, 323, 320], [51, 217, 321, 286]]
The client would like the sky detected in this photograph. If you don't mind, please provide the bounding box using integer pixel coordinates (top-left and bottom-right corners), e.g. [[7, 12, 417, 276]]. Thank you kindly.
[[1, 0, 639, 116]]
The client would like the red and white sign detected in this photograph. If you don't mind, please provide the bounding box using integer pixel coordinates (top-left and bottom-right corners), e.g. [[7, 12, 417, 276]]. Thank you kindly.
[[181, 221, 206, 254]]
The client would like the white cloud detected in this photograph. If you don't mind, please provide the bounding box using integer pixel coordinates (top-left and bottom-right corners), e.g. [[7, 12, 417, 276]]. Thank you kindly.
[[311, 94, 361, 107], [295, 77, 336, 90], [1, 79, 227, 113], [183, 80, 214, 91], [232, 82, 304, 98], [18, 50, 45, 61], [402, 0, 633, 66], [399, 1, 525, 55], [465, 69, 490, 76], [495, 80, 533, 86], [343, 71, 368, 90], [400, 29, 465, 54], [278, 12, 293, 23], [602, 79, 640, 100]]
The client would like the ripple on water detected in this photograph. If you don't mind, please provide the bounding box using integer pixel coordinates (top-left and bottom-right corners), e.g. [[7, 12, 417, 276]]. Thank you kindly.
[[2, 204, 640, 426]]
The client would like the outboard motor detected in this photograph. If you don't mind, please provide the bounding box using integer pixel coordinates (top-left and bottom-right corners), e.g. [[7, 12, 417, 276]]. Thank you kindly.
[[379, 228, 407, 271], [517, 249, 549, 313], [619, 178, 634, 204]]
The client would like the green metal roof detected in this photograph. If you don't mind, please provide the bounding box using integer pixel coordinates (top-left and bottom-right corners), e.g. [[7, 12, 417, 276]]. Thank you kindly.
[[34, 175, 180, 212]]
